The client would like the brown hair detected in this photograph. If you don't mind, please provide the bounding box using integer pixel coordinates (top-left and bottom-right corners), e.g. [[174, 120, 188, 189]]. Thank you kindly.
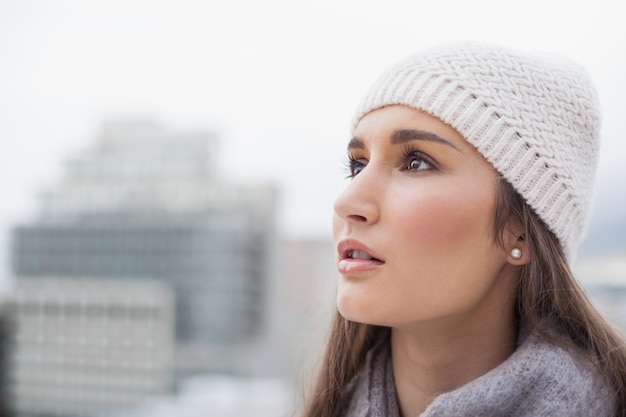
[[301, 178, 626, 417]]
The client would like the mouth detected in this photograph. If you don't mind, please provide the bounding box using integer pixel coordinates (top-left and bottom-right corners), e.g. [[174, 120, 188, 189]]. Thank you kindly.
[[337, 239, 385, 273], [343, 249, 383, 262]]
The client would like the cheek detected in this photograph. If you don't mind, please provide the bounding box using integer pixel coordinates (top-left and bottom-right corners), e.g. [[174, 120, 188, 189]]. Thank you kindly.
[[382, 187, 502, 321], [390, 183, 497, 264]]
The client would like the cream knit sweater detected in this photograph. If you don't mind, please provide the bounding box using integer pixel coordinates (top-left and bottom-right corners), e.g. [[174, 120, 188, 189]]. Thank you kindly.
[[337, 331, 614, 417]]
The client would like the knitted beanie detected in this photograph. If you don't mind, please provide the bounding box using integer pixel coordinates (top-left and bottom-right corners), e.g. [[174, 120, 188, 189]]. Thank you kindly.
[[353, 42, 601, 259]]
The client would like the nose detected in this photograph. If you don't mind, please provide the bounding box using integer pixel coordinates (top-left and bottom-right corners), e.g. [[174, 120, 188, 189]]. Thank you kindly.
[[333, 167, 381, 225]]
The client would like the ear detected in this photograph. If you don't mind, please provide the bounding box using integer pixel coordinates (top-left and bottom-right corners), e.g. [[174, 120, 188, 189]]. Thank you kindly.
[[503, 226, 531, 266]]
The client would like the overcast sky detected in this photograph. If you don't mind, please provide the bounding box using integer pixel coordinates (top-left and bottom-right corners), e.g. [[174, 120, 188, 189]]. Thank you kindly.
[[1, 0, 625, 283]]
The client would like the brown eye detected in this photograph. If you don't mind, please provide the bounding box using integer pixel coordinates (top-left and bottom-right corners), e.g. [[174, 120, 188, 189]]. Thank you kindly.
[[407, 155, 433, 171]]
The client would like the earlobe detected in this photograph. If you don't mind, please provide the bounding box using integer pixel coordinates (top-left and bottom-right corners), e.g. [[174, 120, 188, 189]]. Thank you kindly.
[[507, 235, 531, 265]]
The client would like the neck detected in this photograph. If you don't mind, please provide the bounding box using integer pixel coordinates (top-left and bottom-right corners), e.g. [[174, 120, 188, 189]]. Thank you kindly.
[[391, 309, 516, 417]]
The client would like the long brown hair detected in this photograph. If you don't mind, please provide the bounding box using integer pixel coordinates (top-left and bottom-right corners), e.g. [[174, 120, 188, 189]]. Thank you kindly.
[[301, 178, 626, 417]]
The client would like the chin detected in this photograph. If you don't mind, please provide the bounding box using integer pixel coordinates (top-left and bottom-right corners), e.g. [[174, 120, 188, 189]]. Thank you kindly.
[[337, 298, 388, 326]]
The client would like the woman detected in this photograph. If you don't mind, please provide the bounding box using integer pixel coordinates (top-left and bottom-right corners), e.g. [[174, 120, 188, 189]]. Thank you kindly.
[[302, 43, 626, 416]]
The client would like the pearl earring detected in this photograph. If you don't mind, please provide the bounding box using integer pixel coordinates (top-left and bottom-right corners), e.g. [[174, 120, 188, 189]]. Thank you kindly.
[[511, 248, 522, 259]]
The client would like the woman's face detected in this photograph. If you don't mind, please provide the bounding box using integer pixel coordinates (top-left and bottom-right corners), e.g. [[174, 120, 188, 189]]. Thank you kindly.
[[333, 105, 517, 330]]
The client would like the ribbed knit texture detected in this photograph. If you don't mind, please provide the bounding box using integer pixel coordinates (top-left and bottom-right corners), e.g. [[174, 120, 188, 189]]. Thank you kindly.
[[337, 332, 614, 416], [353, 43, 601, 259]]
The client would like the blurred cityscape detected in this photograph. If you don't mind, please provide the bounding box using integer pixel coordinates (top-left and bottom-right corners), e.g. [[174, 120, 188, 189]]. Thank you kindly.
[[0, 120, 624, 417], [0, 121, 336, 417]]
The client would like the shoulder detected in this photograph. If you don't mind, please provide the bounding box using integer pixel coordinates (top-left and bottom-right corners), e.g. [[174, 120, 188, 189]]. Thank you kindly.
[[511, 332, 614, 415], [423, 331, 614, 417]]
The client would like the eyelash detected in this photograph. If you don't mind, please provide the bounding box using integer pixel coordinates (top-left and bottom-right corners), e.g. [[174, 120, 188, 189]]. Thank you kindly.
[[343, 146, 437, 179], [343, 154, 362, 179], [401, 145, 437, 172]]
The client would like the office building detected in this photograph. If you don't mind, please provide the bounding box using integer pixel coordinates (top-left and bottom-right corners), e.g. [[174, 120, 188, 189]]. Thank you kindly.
[[9, 121, 277, 414], [9, 279, 173, 416]]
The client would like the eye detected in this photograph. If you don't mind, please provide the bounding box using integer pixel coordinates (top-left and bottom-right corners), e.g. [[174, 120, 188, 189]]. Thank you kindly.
[[345, 154, 367, 178], [406, 155, 433, 171], [403, 147, 436, 172]]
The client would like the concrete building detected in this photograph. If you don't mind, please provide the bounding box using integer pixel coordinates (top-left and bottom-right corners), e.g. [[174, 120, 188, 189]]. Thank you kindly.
[[92, 237, 337, 417], [9, 121, 278, 415], [9, 279, 173, 417], [0, 302, 13, 417]]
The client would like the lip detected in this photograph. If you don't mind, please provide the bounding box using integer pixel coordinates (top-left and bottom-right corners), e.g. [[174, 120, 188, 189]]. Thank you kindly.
[[336, 238, 385, 274]]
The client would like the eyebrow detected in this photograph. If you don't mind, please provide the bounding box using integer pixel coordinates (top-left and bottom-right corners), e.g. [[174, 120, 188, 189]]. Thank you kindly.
[[348, 129, 462, 152]]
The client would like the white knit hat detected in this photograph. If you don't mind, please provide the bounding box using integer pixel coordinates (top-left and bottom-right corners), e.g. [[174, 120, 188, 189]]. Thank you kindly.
[[353, 42, 601, 259]]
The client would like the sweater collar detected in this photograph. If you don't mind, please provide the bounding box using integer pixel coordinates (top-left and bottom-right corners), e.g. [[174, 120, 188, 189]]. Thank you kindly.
[[339, 330, 613, 417]]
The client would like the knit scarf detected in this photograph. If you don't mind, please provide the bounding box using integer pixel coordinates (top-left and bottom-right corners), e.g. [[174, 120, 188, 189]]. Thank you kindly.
[[337, 331, 614, 417]]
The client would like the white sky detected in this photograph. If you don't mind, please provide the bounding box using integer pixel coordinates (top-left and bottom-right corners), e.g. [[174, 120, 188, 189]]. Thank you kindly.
[[1, 0, 625, 279]]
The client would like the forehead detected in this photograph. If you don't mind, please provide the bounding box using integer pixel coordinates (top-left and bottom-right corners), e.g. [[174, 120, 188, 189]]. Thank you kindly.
[[353, 105, 467, 148]]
